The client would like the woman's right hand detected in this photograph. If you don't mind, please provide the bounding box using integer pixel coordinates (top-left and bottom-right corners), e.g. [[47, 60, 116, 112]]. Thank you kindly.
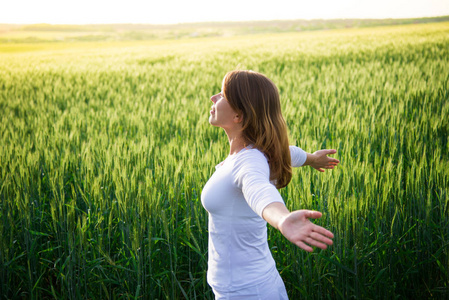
[[263, 203, 334, 253], [277, 210, 334, 252]]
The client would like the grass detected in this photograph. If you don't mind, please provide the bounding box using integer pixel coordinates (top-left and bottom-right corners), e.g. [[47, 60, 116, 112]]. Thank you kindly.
[[0, 21, 448, 299]]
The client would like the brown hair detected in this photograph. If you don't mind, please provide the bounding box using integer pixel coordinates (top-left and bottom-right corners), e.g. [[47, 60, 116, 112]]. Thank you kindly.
[[222, 70, 292, 189]]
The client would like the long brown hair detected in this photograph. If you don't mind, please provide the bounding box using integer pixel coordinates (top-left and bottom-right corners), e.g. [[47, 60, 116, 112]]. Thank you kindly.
[[222, 70, 292, 189]]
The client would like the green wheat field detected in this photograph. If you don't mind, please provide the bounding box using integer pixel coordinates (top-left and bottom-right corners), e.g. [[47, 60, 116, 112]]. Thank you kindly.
[[1, 20, 448, 299]]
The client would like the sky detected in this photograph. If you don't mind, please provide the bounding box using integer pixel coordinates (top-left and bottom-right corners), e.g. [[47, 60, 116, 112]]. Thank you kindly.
[[1, 0, 449, 25]]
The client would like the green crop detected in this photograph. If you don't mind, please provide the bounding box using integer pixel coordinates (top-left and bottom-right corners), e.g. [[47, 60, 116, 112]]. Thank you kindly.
[[1, 22, 448, 299]]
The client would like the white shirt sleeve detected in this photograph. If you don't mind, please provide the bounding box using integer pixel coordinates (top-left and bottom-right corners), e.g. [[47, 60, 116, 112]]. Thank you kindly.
[[233, 150, 284, 217], [290, 145, 307, 167]]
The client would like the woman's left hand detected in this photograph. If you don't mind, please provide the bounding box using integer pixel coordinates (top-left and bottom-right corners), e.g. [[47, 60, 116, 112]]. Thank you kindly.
[[305, 149, 340, 172]]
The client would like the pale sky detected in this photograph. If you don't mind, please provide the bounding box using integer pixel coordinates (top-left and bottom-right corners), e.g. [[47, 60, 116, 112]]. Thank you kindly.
[[1, 0, 449, 24]]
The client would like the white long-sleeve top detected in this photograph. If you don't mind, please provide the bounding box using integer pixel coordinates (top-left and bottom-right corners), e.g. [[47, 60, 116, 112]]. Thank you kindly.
[[201, 146, 307, 294]]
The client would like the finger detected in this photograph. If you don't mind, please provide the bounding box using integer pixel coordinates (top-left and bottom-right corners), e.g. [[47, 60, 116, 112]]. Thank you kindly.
[[305, 210, 323, 220], [312, 225, 334, 239], [310, 231, 333, 246], [296, 241, 313, 252], [324, 149, 337, 155], [304, 237, 328, 250]]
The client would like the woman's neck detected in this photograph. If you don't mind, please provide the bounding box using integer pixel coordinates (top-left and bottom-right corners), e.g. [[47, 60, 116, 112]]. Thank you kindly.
[[225, 130, 247, 156]]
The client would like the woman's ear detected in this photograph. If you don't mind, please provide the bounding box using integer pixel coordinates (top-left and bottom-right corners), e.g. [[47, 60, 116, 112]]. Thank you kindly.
[[233, 112, 243, 124]]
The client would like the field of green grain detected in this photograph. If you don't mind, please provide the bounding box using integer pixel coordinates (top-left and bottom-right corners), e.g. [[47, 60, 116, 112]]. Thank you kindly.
[[1, 22, 448, 299]]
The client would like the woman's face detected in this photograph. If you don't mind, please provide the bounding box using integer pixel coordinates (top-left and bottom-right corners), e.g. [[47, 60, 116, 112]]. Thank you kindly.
[[209, 91, 239, 129]]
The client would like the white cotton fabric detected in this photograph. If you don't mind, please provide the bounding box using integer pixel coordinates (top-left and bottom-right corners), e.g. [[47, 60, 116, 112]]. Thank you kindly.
[[211, 270, 288, 300], [290, 145, 307, 168], [201, 146, 306, 298]]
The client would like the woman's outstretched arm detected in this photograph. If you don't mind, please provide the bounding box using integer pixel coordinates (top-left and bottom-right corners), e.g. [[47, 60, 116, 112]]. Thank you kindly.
[[262, 202, 334, 252]]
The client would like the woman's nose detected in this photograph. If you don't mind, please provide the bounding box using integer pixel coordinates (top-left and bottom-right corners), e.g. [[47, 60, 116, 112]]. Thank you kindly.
[[210, 94, 218, 103]]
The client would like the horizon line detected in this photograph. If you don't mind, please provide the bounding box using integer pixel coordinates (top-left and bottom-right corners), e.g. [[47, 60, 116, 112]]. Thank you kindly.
[[2, 14, 449, 27]]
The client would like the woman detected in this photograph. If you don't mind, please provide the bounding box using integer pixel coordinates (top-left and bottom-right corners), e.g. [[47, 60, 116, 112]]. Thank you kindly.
[[201, 70, 339, 299]]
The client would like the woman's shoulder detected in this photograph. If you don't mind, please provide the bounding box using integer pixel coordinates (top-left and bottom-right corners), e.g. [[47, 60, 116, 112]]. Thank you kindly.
[[233, 147, 269, 170], [231, 147, 271, 186], [237, 147, 266, 159]]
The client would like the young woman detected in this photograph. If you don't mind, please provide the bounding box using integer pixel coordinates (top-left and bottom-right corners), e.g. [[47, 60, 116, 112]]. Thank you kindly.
[[201, 70, 339, 299]]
